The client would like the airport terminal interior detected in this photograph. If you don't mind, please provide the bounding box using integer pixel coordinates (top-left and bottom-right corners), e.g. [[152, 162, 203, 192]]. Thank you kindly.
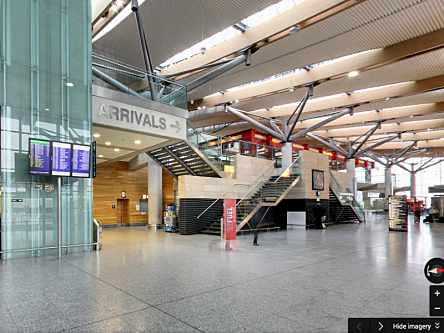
[[2, 0, 444, 332]]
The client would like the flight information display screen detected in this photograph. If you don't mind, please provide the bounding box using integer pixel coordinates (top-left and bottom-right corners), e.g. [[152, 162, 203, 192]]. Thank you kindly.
[[72, 144, 91, 178], [51, 141, 72, 176], [29, 139, 51, 176]]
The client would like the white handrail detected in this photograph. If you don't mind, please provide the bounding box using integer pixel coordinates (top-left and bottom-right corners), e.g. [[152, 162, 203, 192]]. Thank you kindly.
[[238, 156, 300, 206], [196, 160, 276, 219]]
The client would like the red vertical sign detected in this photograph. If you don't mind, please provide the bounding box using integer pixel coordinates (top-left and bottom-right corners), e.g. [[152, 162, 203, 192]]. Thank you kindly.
[[224, 199, 236, 240]]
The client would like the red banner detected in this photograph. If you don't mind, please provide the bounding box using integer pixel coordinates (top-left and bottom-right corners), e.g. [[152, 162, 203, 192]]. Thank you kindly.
[[223, 199, 237, 240]]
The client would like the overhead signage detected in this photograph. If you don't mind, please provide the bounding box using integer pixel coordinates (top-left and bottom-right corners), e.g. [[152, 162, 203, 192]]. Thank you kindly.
[[223, 199, 237, 240], [51, 141, 72, 176], [72, 144, 91, 178], [29, 139, 51, 176], [429, 186, 444, 193], [92, 141, 97, 178], [92, 97, 187, 140]]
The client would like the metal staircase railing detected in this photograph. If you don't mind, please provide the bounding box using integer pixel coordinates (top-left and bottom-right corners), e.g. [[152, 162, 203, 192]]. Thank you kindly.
[[236, 158, 301, 231], [329, 171, 365, 223], [196, 160, 276, 219]]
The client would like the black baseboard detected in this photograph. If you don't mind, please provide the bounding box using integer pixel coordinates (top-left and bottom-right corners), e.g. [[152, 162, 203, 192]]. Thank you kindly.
[[178, 198, 223, 235], [275, 199, 329, 228]]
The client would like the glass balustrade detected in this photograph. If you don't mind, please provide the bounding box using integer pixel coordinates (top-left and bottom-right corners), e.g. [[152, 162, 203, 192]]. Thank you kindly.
[[92, 54, 187, 109]]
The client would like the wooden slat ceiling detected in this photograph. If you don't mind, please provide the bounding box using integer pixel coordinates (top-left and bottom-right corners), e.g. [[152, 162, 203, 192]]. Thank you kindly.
[[93, 0, 444, 154]]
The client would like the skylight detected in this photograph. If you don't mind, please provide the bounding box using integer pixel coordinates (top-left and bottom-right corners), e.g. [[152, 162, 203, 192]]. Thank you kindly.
[[157, 0, 306, 70], [206, 50, 371, 99]]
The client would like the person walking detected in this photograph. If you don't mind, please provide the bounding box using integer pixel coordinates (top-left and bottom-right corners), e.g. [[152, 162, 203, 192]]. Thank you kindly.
[[414, 205, 421, 223], [312, 202, 326, 229]]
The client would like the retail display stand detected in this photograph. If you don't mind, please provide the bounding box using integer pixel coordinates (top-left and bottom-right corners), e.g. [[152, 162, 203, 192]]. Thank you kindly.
[[388, 195, 408, 232]]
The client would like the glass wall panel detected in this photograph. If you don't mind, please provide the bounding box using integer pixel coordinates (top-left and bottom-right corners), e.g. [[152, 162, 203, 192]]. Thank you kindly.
[[1, 0, 92, 258]]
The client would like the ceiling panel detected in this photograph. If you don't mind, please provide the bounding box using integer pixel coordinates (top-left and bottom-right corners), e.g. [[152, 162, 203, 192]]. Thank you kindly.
[[92, 0, 279, 70], [187, 0, 444, 101]]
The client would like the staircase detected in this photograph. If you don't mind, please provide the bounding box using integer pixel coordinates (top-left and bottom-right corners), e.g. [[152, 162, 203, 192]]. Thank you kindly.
[[202, 161, 301, 235], [328, 188, 362, 224], [147, 139, 222, 179]]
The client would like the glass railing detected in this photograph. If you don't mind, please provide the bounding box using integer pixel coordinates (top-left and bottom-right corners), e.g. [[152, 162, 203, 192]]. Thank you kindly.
[[187, 121, 283, 171], [329, 171, 365, 222], [236, 159, 301, 228], [92, 54, 187, 109]]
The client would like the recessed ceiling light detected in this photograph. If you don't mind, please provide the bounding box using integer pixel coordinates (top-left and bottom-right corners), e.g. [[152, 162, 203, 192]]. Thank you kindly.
[[427, 128, 432, 131], [45, 108, 49, 111], [386, 97, 393, 101], [135, 140, 141, 144], [66, 82, 73, 87], [93, 133, 100, 138], [114, 148, 120, 152], [289, 26, 300, 35], [105, 142, 111, 145], [98, 155, 104, 158], [235, 99, 239, 103], [202, 105, 206, 109], [410, 115, 414, 118], [348, 71, 359, 77]]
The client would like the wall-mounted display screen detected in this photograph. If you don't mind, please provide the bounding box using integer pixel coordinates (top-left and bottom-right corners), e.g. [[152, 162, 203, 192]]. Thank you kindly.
[[51, 141, 72, 176], [72, 144, 91, 178], [29, 139, 51, 176]]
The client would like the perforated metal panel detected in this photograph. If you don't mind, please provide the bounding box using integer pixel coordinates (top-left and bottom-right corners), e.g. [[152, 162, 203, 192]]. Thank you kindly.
[[93, 0, 279, 69]]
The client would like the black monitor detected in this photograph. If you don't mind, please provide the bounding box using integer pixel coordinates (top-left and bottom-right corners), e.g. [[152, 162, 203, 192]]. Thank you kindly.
[[29, 138, 51, 176], [51, 141, 72, 177], [71, 144, 91, 178]]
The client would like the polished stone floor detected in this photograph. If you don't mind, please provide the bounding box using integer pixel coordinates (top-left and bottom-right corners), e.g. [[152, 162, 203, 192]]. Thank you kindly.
[[0, 214, 441, 332]]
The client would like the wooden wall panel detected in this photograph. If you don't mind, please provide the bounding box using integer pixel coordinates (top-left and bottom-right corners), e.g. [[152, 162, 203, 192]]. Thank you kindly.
[[162, 170, 175, 210], [94, 161, 148, 225]]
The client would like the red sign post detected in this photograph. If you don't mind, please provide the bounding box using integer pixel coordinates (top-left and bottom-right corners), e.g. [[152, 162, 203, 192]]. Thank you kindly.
[[223, 199, 236, 241]]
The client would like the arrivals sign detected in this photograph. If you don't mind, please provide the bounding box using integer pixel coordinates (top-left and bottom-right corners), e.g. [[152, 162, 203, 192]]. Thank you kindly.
[[92, 97, 187, 140], [223, 199, 236, 240]]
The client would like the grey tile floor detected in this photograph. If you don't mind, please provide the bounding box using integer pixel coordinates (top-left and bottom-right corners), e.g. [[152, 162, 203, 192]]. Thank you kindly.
[[0, 214, 441, 332]]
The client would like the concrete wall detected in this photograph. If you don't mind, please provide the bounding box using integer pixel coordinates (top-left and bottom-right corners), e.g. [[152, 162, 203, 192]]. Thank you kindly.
[[331, 170, 351, 190], [286, 150, 330, 200], [178, 155, 275, 199]]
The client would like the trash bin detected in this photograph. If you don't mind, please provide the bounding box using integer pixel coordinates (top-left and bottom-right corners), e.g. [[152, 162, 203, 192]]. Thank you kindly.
[[93, 219, 102, 250]]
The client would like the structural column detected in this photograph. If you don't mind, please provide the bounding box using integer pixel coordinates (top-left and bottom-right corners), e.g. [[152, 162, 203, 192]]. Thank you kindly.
[[148, 157, 163, 228], [384, 167, 392, 210], [281, 142, 293, 169], [346, 159, 357, 198], [410, 172, 417, 200]]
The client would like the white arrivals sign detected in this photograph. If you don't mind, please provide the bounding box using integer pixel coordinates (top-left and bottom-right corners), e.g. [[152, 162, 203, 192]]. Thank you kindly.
[[92, 97, 187, 140]]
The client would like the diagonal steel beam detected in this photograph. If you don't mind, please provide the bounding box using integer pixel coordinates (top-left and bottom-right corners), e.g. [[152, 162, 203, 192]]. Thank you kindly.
[[351, 123, 380, 158], [354, 134, 400, 157], [131, 0, 154, 74], [306, 133, 349, 156], [146, 152, 178, 180], [164, 147, 197, 176], [416, 158, 444, 173], [415, 155, 437, 172], [226, 106, 285, 140], [286, 85, 313, 141], [269, 120, 284, 137], [187, 53, 247, 92], [289, 107, 353, 141], [393, 142, 415, 161], [364, 152, 389, 168], [394, 162, 412, 173], [395, 148, 429, 165]]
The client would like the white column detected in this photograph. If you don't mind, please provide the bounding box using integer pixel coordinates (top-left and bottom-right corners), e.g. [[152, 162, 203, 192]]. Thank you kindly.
[[281, 142, 293, 169], [346, 159, 357, 197], [384, 168, 392, 197], [410, 172, 417, 199], [148, 157, 163, 228]]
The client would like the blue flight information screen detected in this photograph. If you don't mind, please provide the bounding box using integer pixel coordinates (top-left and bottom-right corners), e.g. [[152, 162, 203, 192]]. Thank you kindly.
[[51, 141, 71, 176], [29, 139, 51, 176], [72, 144, 91, 178]]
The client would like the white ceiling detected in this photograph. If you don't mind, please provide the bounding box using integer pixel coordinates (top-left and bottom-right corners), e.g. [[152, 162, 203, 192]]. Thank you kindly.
[[93, 126, 169, 164]]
